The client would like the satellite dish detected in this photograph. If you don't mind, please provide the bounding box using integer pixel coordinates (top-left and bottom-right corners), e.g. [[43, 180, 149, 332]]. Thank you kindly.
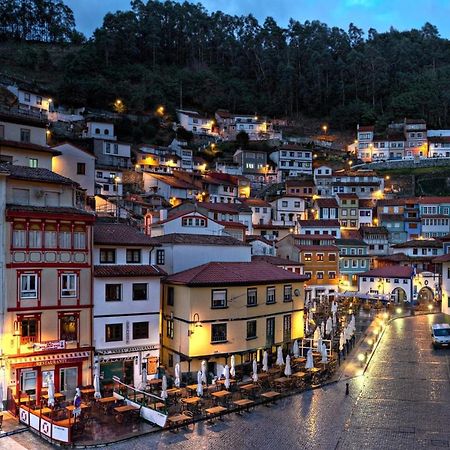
[[294, 289, 300, 297]]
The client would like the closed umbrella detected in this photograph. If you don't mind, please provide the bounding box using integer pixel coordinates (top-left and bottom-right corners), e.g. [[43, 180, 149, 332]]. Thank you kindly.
[[94, 364, 101, 399], [196, 371, 203, 397], [305, 315, 310, 334], [326, 317, 333, 336], [252, 359, 258, 382], [332, 311, 337, 328], [224, 365, 230, 389], [0, 382, 3, 411], [331, 301, 338, 314], [292, 340, 300, 358], [320, 343, 328, 363], [350, 315, 356, 333], [284, 355, 292, 377], [276, 346, 284, 366], [47, 373, 55, 407], [313, 326, 321, 346], [161, 375, 168, 401], [305, 348, 314, 370], [320, 321, 325, 337], [174, 363, 180, 388], [339, 331, 345, 352], [230, 355, 236, 378], [201, 360, 207, 385], [316, 335, 322, 353], [262, 351, 269, 372], [140, 367, 148, 390]]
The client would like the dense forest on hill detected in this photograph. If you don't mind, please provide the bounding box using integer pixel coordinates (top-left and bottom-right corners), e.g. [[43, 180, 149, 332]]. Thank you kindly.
[[2, 0, 450, 130]]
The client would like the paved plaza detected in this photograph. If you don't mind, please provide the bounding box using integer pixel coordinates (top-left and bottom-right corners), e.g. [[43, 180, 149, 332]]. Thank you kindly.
[[3, 313, 450, 449]]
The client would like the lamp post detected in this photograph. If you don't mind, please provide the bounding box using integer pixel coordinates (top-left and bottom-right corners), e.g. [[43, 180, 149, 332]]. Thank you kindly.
[[114, 176, 121, 223], [188, 313, 202, 337]]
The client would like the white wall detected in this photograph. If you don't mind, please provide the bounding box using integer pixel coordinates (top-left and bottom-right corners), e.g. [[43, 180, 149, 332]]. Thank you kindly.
[[93, 247, 154, 265], [52, 143, 96, 196], [0, 120, 47, 146], [84, 122, 115, 140]]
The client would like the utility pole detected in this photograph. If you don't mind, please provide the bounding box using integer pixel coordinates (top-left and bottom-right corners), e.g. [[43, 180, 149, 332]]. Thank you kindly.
[[180, 81, 183, 110]]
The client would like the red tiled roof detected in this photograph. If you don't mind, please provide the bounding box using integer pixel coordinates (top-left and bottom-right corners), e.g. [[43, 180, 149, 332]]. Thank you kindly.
[[198, 202, 251, 214], [358, 126, 374, 132], [427, 136, 450, 143], [94, 265, 166, 277], [146, 173, 198, 190], [94, 223, 159, 246], [239, 198, 271, 207], [1, 164, 77, 185], [358, 199, 375, 208], [433, 254, 450, 263], [360, 266, 414, 278], [392, 239, 442, 249], [147, 233, 248, 246], [219, 220, 247, 229], [337, 193, 359, 199], [0, 139, 59, 155], [164, 261, 309, 286], [253, 224, 291, 230], [315, 198, 338, 208], [251, 255, 303, 266]]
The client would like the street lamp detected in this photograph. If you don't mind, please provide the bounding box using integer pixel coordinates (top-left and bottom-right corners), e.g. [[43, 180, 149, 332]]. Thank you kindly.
[[188, 313, 202, 336], [322, 124, 328, 134], [114, 176, 121, 223]]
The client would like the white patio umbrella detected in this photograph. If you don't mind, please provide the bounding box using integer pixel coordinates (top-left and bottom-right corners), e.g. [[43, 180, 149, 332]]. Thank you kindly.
[[276, 346, 284, 366], [350, 315, 356, 333], [0, 382, 3, 411], [305, 348, 314, 370], [224, 365, 230, 389], [292, 340, 300, 358], [313, 326, 321, 345], [332, 311, 337, 328], [201, 360, 207, 384], [326, 317, 333, 336], [339, 331, 345, 352], [161, 375, 168, 401], [140, 367, 148, 390], [174, 363, 181, 388], [262, 351, 269, 372], [94, 364, 102, 399], [230, 355, 236, 378], [47, 373, 55, 407], [320, 343, 328, 363], [305, 315, 310, 334], [320, 321, 325, 337], [196, 370, 203, 397], [317, 336, 323, 353], [331, 300, 338, 314], [284, 355, 292, 377], [252, 359, 258, 382]]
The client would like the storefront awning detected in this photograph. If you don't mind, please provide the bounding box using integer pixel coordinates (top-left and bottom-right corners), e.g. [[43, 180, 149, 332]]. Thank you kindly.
[[9, 350, 90, 368]]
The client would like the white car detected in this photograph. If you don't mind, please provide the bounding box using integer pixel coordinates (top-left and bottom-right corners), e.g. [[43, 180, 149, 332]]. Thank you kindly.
[[431, 323, 450, 349]]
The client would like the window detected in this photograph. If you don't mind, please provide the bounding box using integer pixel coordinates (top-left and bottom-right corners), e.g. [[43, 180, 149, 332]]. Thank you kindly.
[[95, 128, 100, 134], [44, 224, 57, 248], [77, 163, 86, 175], [105, 323, 123, 342], [20, 273, 38, 299], [60, 273, 77, 298], [211, 289, 227, 308], [24, 92, 31, 102], [105, 284, 121, 302], [266, 286, 276, 304], [59, 225, 71, 249], [344, 260, 349, 268], [156, 249, 165, 265], [328, 271, 336, 279], [20, 316, 39, 343], [13, 223, 26, 248], [182, 217, 206, 227], [266, 317, 275, 346], [28, 224, 42, 248], [126, 249, 141, 263], [317, 271, 324, 279], [100, 249, 116, 263], [282, 201, 288, 207], [283, 314, 292, 341], [113, 144, 118, 155], [283, 285, 292, 302], [304, 253, 312, 262], [20, 128, 30, 143], [132, 283, 147, 300], [73, 228, 86, 249], [329, 253, 336, 262], [36, 96, 42, 105], [247, 288, 257, 306], [29, 158, 38, 168], [247, 320, 257, 339], [211, 323, 227, 343], [317, 253, 324, 262], [167, 286, 174, 306], [59, 314, 78, 342], [294, 201, 301, 208], [132, 321, 149, 340], [167, 319, 174, 339]]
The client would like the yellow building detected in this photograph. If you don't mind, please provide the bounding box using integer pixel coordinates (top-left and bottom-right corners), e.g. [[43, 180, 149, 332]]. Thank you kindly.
[[161, 261, 308, 379]]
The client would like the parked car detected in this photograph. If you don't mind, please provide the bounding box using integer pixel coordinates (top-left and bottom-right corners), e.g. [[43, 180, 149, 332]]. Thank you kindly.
[[431, 323, 450, 349]]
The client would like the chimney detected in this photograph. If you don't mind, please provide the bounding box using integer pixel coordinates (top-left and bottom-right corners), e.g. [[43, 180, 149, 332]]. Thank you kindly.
[[159, 209, 168, 221]]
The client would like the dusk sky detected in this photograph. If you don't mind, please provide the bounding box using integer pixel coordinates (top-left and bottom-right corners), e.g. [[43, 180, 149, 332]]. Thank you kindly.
[[65, 0, 450, 38]]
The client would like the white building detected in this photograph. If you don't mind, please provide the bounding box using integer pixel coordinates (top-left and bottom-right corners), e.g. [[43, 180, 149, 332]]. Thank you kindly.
[[238, 198, 272, 225], [314, 166, 333, 197], [269, 145, 313, 179], [93, 222, 165, 386], [331, 170, 384, 200], [418, 197, 450, 238], [95, 168, 123, 197], [176, 110, 214, 135], [52, 142, 96, 196], [142, 172, 199, 203], [270, 195, 306, 226], [428, 136, 450, 158], [6, 85, 52, 116], [147, 233, 251, 274], [246, 235, 275, 256], [435, 251, 450, 315], [82, 120, 116, 140], [298, 219, 341, 238]]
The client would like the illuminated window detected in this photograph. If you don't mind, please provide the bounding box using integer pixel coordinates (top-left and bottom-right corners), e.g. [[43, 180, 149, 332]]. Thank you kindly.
[[211, 323, 227, 343], [60, 273, 77, 298], [247, 320, 257, 339], [105, 284, 121, 302], [105, 323, 122, 342], [59, 314, 78, 342], [132, 322, 149, 340]]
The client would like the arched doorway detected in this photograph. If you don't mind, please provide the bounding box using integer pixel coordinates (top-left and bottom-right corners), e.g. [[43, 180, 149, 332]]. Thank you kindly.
[[391, 287, 407, 303], [418, 286, 434, 303]]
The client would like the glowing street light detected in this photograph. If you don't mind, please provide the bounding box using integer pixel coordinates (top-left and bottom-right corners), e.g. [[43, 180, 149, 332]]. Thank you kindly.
[[156, 105, 165, 116], [322, 124, 328, 134]]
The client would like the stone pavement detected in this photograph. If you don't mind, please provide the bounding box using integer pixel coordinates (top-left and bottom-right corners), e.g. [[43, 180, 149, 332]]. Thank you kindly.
[[110, 313, 450, 450]]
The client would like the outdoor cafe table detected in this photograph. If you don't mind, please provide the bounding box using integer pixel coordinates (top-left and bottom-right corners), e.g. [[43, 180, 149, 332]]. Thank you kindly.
[[35, 407, 52, 416], [80, 388, 95, 401], [216, 379, 236, 387], [293, 371, 307, 379], [257, 372, 270, 380], [167, 413, 191, 432], [292, 357, 306, 364], [239, 384, 259, 396], [114, 404, 140, 423], [268, 368, 281, 375], [97, 396, 118, 414], [261, 391, 280, 405], [167, 388, 182, 397], [211, 390, 232, 404], [181, 396, 201, 412], [147, 379, 162, 391], [186, 384, 200, 395], [233, 399, 255, 414], [150, 402, 165, 410], [205, 405, 227, 423], [66, 403, 90, 417], [42, 392, 65, 401]]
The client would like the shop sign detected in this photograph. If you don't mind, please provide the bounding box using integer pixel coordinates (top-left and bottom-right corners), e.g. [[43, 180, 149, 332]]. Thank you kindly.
[[33, 340, 66, 352]]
